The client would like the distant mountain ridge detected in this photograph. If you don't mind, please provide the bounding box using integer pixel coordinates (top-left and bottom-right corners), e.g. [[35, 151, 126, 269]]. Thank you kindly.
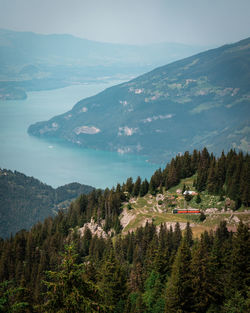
[[0, 28, 204, 99], [28, 37, 250, 162], [0, 168, 94, 238]]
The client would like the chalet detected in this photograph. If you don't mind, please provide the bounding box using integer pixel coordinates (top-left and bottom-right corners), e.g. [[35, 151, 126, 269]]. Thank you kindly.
[[183, 190, 198, 196]]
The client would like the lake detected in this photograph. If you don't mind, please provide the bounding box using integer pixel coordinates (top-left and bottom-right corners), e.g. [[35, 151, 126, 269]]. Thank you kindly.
[[0, 82, 160, 189]]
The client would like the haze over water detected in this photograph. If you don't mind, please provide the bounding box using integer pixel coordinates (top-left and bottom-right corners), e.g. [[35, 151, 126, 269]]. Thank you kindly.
[[0, 82, 159, 189]]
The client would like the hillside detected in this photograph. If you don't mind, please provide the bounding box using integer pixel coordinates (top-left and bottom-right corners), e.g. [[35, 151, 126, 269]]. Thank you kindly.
[[0, 29, 203, 100], [0, 168, 94, 238], [28, 37, 250, 162], [119, 175, 250, 238], [80, 148, 250, 238], [0, 149, 249, 312]]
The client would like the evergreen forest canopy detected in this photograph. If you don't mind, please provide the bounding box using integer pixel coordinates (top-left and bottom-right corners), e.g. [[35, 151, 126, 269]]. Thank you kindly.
[[0, 169, 94, 238], [0, 148, 249, 312]]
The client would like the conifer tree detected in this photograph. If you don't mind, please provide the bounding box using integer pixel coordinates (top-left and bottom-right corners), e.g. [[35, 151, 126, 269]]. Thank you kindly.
[[229, 221, 250, 298], [132, 177, 141, 197], [172, 222, 182, 252], [240, 157, 250, 207], [142, 270, 165, 313], [125, 292, 145, 313], [207, 159, 217, 194], [184, 222, 193, 247], [196, 147, 210, 191], [182, 151, 193, 177], [149, 177, 157, 195], [140, 179, 149, 197], [153, 224, 171, 281], [222, 291, 249, 313], [165, 159, 179, 190], [98, 248, 127, 312], [82, 226, 92, 256], [165, 238, 192, 313], [128, 262, 144, 293], [125, 177, 134, 194], [191, 149, 199, 173], [191, 238, 222, 312], [42, 245, 102, 313], [0, 280, 30, 313]]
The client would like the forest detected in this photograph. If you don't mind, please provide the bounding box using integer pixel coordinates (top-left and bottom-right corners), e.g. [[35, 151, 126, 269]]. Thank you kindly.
[[0, 169, 94, 238], [0, 148, 249, 312]]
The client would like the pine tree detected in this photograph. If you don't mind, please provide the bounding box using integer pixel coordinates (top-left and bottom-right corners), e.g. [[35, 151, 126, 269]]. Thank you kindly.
[[196, 147, 210, 192], [142, 270, 165, 313], [82, 226, 92, 256], [184, 222, 193, 247], [216, 151, 226, 194], [132, 177, 141, 197], [191, 238, 222, 312], [140, 179, 149, 197], [153, 224, 171, 281], [172, 222, 182, 252], [98, 248, 127, 312], [0, 280, 30, 313], [165, 238, 192, 313], [149, 177, 157, 195], [207, 159, 217, 194], [125, 177, 134, 194], [221, 291, 249, 313], [229, 221, 250, 298], [41, 245, 103, 313], [191, 149, 199, 173], [125, 292, 145, 313], [165, 159, 179, 190], [240, 156, 250, 207], [182, 151, 193, 177]]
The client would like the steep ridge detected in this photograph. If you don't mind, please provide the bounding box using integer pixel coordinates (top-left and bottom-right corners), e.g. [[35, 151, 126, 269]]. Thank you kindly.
[[0, 168, 94, 238], [28, 38, 250, 162]]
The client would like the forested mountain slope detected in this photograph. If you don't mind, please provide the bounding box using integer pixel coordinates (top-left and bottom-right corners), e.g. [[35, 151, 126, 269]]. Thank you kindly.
[[0, 169, 94, 238], [29, 37, 250, 162], [0, 149, 249, 312]]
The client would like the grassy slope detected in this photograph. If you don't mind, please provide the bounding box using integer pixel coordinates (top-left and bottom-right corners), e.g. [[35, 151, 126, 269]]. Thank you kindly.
[[120, 175, 250, 237]]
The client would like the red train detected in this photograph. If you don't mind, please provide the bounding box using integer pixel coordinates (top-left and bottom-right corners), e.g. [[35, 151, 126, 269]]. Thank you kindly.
[[172, 209, 200, 214]]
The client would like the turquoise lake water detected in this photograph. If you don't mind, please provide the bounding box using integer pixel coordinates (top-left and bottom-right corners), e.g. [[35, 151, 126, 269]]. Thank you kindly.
[[0, 82, 160, 189]]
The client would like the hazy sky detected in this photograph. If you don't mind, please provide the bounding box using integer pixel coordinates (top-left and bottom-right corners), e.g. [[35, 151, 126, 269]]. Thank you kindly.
[[1, 0, 250, 45]]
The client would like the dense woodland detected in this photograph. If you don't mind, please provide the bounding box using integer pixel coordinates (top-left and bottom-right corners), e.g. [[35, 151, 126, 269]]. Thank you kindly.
[[0, 148, 249, 312], [0, 169, 94, 238]]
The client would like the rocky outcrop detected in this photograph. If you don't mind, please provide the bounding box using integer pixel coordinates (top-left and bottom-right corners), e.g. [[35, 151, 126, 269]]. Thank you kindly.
[[79, 218, 108, 238]]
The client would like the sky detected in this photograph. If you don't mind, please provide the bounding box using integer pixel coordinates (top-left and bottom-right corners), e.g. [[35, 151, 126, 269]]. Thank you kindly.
[[0, 0, 250, 46]]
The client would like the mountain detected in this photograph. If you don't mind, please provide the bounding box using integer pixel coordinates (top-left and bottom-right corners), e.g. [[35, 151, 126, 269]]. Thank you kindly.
[[0, 29, 204, 99], [0, 149, 249, 312], [0, 168, 94, 238], [28, 37, 250, 162]]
